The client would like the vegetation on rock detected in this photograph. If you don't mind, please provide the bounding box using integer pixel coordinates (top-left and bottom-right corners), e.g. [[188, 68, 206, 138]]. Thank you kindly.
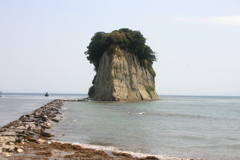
[[85, 28, 157, 75], [144, 85, 155, 98], [88, 86, 95, 97]]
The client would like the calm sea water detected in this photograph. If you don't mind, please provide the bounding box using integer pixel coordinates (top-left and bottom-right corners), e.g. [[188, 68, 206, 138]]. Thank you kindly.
[[1, 93, 240, 160], [0, 93, 86, 127]]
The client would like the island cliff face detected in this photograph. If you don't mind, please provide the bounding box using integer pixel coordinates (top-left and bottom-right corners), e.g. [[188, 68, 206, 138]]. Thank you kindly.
[[90, 45, 159, 101]]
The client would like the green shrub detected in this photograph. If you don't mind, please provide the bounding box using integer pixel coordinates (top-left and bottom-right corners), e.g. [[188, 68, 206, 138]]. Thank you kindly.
[[88, 86, 95, 97], [145, 85, 155, 98]]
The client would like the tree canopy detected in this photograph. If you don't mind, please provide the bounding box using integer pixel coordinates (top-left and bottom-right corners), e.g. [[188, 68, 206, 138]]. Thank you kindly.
[[85, 28, 157, 75]]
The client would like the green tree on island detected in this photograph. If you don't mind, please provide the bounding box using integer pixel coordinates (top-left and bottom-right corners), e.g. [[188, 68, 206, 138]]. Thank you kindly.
[[85, 28, 157, 75]]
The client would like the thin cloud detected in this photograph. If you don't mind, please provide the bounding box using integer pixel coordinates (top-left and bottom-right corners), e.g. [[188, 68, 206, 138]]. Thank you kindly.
[[176, 15, 240, 26]]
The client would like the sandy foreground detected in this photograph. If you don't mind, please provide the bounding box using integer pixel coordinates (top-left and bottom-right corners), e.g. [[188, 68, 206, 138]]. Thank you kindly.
[[0, 99, 203, 160]]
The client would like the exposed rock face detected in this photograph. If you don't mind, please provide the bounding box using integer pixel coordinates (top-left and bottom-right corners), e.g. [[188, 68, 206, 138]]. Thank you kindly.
[[90, 45, 159, 101]]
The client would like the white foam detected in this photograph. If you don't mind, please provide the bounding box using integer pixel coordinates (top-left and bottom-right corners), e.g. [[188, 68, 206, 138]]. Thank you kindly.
[[50, 140, 192, 160], [61, 107, 68, 110]]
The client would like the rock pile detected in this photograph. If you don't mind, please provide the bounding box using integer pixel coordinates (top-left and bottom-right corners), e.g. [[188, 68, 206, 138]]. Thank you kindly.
[[0, 99, 64, 157]]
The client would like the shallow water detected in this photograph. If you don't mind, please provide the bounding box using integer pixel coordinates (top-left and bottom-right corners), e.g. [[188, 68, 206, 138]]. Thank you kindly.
[[1, 94, 240, 159], [0, 93, 85, 127], [51, 96, 240, 160]]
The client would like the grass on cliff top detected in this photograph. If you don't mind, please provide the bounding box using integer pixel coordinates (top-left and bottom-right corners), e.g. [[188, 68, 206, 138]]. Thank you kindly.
[[84, 28, 157, 75]]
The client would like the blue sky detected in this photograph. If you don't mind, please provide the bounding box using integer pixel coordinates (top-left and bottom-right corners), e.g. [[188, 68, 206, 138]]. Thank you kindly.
[[0, 0, 240, 96]]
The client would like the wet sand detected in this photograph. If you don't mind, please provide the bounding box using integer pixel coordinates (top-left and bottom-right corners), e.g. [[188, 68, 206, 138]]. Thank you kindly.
[[1, 141, 165, 160]]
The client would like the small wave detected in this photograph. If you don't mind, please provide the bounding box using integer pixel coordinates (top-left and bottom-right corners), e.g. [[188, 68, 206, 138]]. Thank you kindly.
[[157, 113, 209, 119], [61, 107, 68, 110], [179, 135, 205, 140], [135, 112, 214, 120], [50, 140, 192, 160]]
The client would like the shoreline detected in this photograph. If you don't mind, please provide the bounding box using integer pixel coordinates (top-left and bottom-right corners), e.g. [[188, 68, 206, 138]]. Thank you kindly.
[[0, 99, 201, 160]]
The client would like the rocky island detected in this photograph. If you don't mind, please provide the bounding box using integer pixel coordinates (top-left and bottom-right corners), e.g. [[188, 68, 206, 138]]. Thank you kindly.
[[85, 28, 159, 101]]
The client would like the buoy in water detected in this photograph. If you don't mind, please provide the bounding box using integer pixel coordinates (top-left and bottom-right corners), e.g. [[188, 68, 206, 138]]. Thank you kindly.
[[45, 92, 49, 97]]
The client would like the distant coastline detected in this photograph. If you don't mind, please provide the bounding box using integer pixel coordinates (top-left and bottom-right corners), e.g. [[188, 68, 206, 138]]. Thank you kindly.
[[1, 92, 239, 98]]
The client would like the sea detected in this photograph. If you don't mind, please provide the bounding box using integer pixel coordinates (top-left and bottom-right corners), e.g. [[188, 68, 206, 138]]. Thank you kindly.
[[0, 93, 240, 160]]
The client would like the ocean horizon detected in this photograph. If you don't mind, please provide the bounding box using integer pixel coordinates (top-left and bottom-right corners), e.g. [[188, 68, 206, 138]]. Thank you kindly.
[[0, 93, 240, 160]]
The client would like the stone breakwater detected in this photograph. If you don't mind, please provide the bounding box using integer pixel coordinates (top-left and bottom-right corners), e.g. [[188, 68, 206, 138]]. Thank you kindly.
[[0, 99, 65, 157], [0, 99, 163, 160], [0, 99, 198, 160]]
